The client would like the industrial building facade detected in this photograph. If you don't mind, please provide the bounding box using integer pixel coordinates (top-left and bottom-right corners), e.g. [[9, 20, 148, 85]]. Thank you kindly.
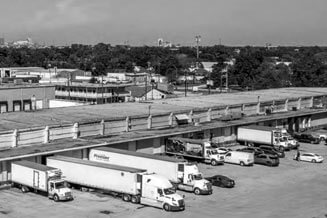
[[0, 84, 55, 113]]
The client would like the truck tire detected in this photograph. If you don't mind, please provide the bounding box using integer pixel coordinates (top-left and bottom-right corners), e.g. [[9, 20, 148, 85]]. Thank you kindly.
[[194, 188, 201, 195], [211, 159, 218, 166], [163, 203, 170, 211], [131, 196, 139, 204], [53, 194, 59, 202], [240, 161, 245, 166], [21, 186, 29, 193], [122, 194, 131, 202]]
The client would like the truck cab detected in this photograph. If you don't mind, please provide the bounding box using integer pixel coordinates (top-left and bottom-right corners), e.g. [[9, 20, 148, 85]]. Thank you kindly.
[[177, 163, 212, 195], [140, 174, 185, 211], [47, 170, 73, 202], [203, 142, 225, 166]]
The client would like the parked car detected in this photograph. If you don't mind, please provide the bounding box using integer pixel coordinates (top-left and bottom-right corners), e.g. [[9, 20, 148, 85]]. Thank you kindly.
[[254, 153, 279, 167], [293, 132, 320, 144], [294, 152, 324, 163], [236, 147, 264, 156], [216, 147, 232, 154], [259, 145, 285, 158], [205, 175, 235, 188]]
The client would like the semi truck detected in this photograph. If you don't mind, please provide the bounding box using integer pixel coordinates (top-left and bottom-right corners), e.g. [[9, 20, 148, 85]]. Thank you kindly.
[[89, 147, 212, 195], [47, 155, 185, 211], [237, 125, 291, 150], [11, 160, 73, 202], [165, 137, 225, 166]]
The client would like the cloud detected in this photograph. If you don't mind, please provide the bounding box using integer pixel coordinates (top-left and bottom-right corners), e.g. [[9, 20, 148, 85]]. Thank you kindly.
[[25, 0, 108, 30]]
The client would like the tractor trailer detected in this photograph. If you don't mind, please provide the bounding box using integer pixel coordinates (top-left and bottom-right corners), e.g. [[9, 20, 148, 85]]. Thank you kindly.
[[11, 160, 73, 202], [165, 137, 225, 166], [89, 147, 212, 195], [47, 155, 185, 211], [237, 125, 291, 150]]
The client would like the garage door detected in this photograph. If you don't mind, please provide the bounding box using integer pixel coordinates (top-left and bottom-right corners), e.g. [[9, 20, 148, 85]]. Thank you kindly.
[[23, 101, 31, 111], [0, 104, 7, 113], [13, 102, 21, 112], [36, 100, 43, 109]]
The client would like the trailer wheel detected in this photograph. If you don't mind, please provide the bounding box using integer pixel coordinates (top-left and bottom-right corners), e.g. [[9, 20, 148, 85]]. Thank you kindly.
[[163, 203, 170, 211], [194, 188, 201, 195], [53, 194, 59, 202], [210, 159, 218, 166], [21, 186, 29, 193], [122, 194, 131, 202], [131, 196, 139, 204]]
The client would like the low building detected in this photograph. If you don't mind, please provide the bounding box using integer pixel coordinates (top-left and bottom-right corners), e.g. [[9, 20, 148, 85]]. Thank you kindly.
[[0, 84, 55, 113], [126, 86, 168, 102], [55, 83, 131, 104]]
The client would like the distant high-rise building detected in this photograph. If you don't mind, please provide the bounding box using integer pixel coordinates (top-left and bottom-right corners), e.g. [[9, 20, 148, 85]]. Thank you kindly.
[[0, 38, 4, 45]]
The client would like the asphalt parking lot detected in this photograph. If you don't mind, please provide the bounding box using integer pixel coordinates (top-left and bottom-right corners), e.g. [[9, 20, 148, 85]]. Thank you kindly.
[[1, 142, 326, 218]]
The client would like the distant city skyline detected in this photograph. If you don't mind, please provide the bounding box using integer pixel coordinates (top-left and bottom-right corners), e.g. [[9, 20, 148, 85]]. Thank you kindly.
[[1, 0, 327, 46]]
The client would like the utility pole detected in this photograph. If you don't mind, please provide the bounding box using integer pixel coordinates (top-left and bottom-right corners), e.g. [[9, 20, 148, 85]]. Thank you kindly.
[[195, 35, 201, 68]]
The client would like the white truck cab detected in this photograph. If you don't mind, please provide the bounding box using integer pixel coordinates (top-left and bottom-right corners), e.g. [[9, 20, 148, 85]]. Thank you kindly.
[[47, 176, 72, 201], [141, 174, 185, 211], [203, 142, 225, 166], [177, 163, 212, 195]]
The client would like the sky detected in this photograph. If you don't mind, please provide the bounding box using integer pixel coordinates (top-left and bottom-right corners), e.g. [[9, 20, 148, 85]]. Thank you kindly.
[[1, 0, 327, 46]]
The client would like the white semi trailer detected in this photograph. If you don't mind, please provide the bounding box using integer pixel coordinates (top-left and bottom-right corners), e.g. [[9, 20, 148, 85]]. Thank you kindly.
[[47, 155, 185, 211], [11, 160, 73, 202], [237, 125, 291, 150], [89, 147, 212, 195]]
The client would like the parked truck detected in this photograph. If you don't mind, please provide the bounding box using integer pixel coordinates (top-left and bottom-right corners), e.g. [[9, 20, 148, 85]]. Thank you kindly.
[[237, 125, 291, 150], [165, 137, 225, 166], [89, 146, 212, 195], [47, 155, 185, 211], [11, 160, 73, 202]]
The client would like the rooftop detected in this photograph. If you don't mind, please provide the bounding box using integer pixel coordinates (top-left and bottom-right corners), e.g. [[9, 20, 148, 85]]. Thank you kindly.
[[0, 87, 326, 131]]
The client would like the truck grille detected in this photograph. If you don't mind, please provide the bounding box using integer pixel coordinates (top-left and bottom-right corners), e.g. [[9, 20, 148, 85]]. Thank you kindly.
[[178, 199, 185, 206], [65, 192, 72, 197]]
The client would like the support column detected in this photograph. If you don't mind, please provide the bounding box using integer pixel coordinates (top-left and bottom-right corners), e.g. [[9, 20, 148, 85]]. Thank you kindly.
[[204, 129, 211, 139], [168, 113, 174, 127], [256, 102, 260, 114], [36, 156, 42, 164], [125, 117, 130, 132], [241, 104, 246, 114], [207, 108, 212, 122], [147, 115, 152, 130], [188, 110, 193, 123], [310, 97, 314, 108], [128, 141, 137, 151], [153, 138, 163, 153], [12, 129, 18, 148], [73, 123, 79, 139], [44, 126, 50, 143], [82, 148, 88, 160], [2, 161, 8, 182], [308, 117, 312, 128], [100, 120, 105, 135], [284, 99, 289, 111], [225, 106, 229, 115], [297, 98, 301, 110]]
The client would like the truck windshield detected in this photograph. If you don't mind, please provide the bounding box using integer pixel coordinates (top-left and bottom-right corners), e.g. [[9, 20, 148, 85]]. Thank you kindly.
[[211, 150, 218, 155], [193, 174, 203, 180], [55, 181, 66, 189], [163, 188, 176, 195]]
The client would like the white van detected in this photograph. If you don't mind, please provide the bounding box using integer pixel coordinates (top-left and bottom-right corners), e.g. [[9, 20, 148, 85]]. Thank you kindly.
[[224, 151, 254, 166]]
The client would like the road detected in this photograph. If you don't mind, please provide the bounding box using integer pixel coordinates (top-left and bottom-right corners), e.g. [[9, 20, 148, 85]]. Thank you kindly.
[[0, 142, 326, 218]]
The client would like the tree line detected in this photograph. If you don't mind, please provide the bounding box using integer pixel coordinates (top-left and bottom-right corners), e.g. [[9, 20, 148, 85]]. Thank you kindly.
[[0, 44, 327, 89]]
